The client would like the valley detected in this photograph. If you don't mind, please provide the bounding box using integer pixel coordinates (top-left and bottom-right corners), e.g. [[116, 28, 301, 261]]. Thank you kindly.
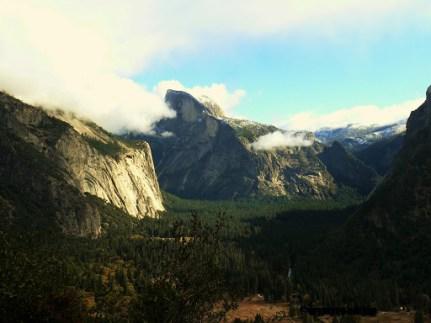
[[0, 88, 430, 322], [2, 2, 431, 321]]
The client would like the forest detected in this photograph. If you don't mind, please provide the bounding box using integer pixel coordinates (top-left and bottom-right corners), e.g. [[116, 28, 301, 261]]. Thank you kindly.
[[1, 191, 430, 322]]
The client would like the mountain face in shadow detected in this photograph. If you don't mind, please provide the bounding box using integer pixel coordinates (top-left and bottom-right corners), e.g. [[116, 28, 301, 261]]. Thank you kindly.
[[357, 86, 431, 233], [304, 87, 431, 299], [354, 134, 404, 176], [318, 141, 380, 195]]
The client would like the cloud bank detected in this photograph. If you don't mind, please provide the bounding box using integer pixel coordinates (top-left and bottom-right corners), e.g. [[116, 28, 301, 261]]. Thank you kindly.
[[0, 0, 429, 133], [251, 131, 313, 150], [155, 81, 246, 115], [282, 98, 424, 131], [0, 0, 177, 133]]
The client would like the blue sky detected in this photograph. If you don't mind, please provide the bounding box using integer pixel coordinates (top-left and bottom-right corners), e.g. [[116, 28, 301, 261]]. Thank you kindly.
[[1, 1, 431, 132], [136, 23, 431, 126]]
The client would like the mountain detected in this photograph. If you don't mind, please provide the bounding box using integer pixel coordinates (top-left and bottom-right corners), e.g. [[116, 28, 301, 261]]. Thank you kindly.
[[315, 121, 406, 151], [318, 141, 380, 195], [354, 133, 404, 176], [356, 86, 431, 233], [343, 86, 431, 292], [305, 86, 431, 299], [0, 92, 164, 236], [289, 87, 431, 308], [130, 90, 379, 200]]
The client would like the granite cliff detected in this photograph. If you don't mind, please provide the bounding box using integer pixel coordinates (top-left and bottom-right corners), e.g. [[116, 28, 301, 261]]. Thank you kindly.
[[132, 90, 379, 200], [0, 92, 164, 236]]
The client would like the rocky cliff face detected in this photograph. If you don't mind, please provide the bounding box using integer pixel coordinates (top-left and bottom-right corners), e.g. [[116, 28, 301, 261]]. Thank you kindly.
[[49, 111, 164, 218], [132, 90, 377, 200], [354, 85, 431, 233], [318, 141, 380, 195], [0, 92, 164, 236], [354, 133, 404, 176]]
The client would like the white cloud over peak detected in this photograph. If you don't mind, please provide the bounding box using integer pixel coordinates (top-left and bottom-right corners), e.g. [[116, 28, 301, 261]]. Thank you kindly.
[[155, 81, 246, 114], [251, 131, 313, 150], [282, 98, 424, 131], [0, 0, 429, 133]]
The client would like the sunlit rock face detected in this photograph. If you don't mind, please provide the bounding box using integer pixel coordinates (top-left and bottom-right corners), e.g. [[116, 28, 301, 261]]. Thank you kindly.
[[51, 111, 164, 218], [0, 92, 164, 236]]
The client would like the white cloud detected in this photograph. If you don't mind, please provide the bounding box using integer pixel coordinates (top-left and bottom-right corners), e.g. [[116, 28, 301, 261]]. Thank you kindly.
[[282, 98, 424, 131], [0, 0, 429, 133], [251, 131, 313, 150], [155, 81, 245, 114], [160, 131, 174, 138], [0, 0, 177, 133]]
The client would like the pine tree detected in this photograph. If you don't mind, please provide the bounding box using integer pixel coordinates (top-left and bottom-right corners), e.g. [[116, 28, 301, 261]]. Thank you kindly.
[[340, 315, 360, 323], [302, 313, 315, 323], [415, 310, 424, 323]]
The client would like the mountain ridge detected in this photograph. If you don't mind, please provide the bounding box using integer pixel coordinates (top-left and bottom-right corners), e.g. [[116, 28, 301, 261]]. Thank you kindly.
[[315, 120, 406, 151], [129, 89, 380, 200]]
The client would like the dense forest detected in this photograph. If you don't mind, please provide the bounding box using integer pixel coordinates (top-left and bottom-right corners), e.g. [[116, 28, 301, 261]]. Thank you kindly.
[[0, 189, 354, 321], [3, 189, 429, 322]]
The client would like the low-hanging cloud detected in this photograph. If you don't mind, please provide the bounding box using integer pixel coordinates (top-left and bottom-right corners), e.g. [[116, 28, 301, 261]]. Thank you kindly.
[[0, 1, 429, 133], [282, 98, 424, 131], [0, 0, 177, 133], [155, 80, 246, 115], [251, 131, 313, 150]]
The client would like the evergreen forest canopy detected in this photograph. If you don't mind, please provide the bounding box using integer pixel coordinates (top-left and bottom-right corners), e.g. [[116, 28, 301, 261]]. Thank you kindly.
[[1, 190, 430, 322]]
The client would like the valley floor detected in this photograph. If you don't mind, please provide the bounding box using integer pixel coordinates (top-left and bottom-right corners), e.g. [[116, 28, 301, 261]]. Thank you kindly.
[[225, 295, 290, 322], [225, 295, 428, 323]]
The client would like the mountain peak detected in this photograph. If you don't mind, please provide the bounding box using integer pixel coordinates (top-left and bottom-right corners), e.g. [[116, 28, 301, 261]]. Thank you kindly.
[[197, 95, 225, 118], [165, 89, 224, 120], [406, 86, 431, 140]]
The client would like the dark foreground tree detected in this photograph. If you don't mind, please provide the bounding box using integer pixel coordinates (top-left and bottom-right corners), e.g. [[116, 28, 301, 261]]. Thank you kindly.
[[0, 230, 86, 322], [130, 214, 236, 323], [415, 310, 424, 323]]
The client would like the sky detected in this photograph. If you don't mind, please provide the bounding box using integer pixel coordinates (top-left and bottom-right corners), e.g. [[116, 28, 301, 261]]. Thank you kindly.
[[1, 0, 430, 133]]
